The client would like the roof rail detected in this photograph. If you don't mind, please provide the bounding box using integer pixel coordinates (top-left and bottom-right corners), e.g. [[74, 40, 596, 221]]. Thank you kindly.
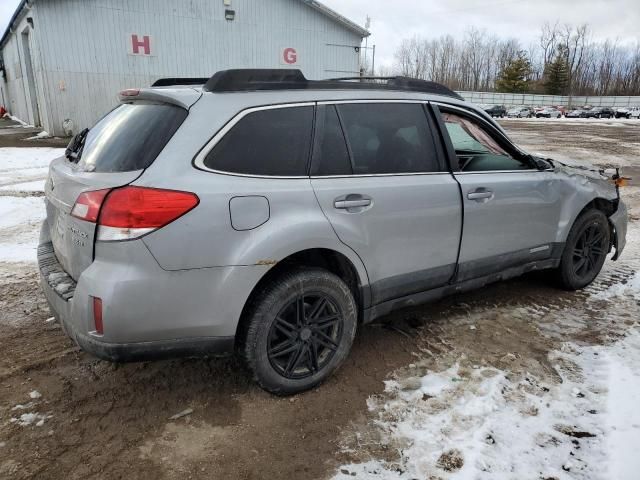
[[202, 69, 463, 100], [152, 77, 209, 87]]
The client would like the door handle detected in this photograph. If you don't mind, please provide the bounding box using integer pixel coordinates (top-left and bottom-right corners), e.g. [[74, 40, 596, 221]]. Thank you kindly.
[[467, 189, 494, 201], [334, 198, 372, 209]]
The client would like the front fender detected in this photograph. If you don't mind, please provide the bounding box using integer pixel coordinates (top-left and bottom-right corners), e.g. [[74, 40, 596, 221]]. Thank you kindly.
[[552, 164, 619, 244], [610, 200, 628, 260]]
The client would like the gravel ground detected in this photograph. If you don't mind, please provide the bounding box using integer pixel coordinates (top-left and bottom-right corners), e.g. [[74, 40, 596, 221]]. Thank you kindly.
[[0, 119, 639, 480]]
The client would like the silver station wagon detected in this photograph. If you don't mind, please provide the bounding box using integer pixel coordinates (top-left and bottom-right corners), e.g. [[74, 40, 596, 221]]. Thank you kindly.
[[39, 69, 628, 394]]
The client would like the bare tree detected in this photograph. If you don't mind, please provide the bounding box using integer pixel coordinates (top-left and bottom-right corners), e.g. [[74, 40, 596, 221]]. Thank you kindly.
[[391, 22, 640, 95]]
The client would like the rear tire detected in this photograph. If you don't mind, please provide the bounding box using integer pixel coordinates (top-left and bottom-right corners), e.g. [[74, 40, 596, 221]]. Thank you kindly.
[[555, 209, 610, 290], [240, 268, 357, 395]]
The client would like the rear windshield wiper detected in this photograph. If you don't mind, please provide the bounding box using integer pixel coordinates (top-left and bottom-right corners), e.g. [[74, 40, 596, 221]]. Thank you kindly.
[[65, 128, 89, 163]]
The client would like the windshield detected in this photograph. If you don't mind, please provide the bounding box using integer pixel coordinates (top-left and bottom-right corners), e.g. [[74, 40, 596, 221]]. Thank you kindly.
[[72, 103, 188, 173]]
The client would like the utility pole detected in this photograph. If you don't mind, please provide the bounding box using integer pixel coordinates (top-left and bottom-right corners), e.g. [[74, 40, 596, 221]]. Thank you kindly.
[[364, 15, 371, 75], [372, 45, 376, 76]]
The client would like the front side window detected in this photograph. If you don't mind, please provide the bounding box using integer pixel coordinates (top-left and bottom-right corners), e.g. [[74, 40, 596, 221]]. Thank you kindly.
[[336, 103, 440, 175], [204, 106, 314, 176], [442, 112, 531, 172]]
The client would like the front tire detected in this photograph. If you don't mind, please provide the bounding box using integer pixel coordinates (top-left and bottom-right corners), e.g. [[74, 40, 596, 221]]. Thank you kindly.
[[241, 268, 357, 395], [556, 209, 610, 290]]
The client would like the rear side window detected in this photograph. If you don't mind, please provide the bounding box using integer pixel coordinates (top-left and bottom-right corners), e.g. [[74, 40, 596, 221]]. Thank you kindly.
[[77, 103, 187, 172], [337, 103, 440, 175], [204, 106, 314, 176]]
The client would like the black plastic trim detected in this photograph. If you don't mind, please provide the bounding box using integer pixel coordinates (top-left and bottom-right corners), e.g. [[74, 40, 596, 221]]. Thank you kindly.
[[203, 69, 463, 100], [70, 332, 235, 363], [363, 254, 562, 324], [152, 77, 209, 87], [369, 264, 456, 305]]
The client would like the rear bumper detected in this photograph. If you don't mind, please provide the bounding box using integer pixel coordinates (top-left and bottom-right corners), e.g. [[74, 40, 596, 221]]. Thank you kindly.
[[64, 327, 234, 362], [38, 222, 266, 362], [610, 201, 628, 260], [38, 242, 235, 361]]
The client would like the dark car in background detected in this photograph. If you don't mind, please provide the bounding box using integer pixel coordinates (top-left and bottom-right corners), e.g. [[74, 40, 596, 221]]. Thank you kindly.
[[584, 107, 614, 119], [615, 107, 630, 118], [484, 105, 507, 117]]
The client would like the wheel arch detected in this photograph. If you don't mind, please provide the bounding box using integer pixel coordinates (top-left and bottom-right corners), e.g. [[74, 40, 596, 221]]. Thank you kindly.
[[561, 196, 618, 248], [235, 247, 370, 346]]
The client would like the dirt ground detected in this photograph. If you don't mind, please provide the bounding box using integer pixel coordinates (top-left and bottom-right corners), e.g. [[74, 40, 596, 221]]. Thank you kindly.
[[1, 119, 639, 480], [0, 118, 68, 149]]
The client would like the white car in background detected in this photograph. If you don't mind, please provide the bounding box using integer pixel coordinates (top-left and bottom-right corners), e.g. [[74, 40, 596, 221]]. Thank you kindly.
[[627, 107, 640, 119], [507, 107, 533, 118], [536, 107, 562, 118]]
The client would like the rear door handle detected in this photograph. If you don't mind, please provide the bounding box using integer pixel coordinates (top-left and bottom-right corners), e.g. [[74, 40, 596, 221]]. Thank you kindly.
[[467, 189, 494, 201], [334, 199, 372, 209]]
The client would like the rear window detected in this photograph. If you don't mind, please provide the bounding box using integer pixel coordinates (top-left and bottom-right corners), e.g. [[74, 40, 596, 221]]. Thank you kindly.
[[76, 103, 187, 173], [203, 106, 314, 176]]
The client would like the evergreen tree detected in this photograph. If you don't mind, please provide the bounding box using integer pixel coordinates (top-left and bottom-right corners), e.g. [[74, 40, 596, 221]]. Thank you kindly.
[[496, 52, 532, 93], [544, 48, 570, 95]]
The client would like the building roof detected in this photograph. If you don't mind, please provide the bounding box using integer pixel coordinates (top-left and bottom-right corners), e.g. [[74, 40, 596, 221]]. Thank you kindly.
[[1, 0, 369, 49], [299, 1, 370, 37], [1, 0, 28, 49]]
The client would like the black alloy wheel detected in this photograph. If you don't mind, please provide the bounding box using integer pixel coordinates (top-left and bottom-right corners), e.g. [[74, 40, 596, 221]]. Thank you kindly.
[[572, 224, 607, 280], [267, 293, 343, 379], [556, 209, 610, 290], [241, 268, 357, 395]]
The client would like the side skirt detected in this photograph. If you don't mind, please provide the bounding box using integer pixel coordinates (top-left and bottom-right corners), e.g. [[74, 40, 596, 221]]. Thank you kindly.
[[362, 257, 561, 324]]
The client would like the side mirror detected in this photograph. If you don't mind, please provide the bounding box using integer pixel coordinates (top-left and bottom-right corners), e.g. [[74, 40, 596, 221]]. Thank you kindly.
[[531, 156, 552, 170]]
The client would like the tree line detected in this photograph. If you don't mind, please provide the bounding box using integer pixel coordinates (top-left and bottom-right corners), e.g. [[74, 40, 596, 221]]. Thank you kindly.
[[389, 23, 640, 96]]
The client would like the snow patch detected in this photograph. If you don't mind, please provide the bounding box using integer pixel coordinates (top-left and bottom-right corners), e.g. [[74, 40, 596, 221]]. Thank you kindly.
[[333, 329, 640, 480], [24, 131, 52, 140], [0, 196, 46, 263], [4, 114, 33, 127], [29, 390, 42, 399], [590, 271, 640, 301], [10, 412, 51, 427], [0, 179, 46, 192], [0, 147, 63, 172]]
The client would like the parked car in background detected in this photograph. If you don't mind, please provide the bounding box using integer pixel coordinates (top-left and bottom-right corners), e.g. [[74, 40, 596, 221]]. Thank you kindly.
[[566, 109, 585, 118], [615, 107, 630, 118], [584, 107, 615, 119], [484, 104, 507, 117], [536, 107, 562, 118], [38, 69, 628, 395], [553, 106, 567, 115], [628, 107, 640, 119], [507, 106, 533, 118]]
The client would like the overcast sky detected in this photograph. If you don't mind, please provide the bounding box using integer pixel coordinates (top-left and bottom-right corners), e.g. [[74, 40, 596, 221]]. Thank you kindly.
[[2, 0, 639, 68]]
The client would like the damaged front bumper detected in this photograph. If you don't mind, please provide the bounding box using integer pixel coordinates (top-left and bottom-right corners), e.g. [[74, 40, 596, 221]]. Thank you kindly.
[[610, 200, 628, 260]]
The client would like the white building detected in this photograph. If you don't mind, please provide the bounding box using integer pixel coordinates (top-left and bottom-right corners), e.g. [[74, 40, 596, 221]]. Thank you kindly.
[[0, 0, 368, 136]]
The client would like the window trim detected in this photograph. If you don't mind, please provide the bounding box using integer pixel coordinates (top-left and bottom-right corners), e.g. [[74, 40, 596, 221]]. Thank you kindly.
[[431, 101, 538, 174], [312, 99, 448, 178], [192, 102, 316, 179]]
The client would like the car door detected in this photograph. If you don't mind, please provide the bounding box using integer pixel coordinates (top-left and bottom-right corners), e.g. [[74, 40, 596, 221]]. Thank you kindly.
[[433, 103, 564, 282], [310, 102, 462, 305]]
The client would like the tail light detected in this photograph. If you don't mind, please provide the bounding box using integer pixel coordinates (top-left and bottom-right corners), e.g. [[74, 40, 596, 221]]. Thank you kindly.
[[71, 186, 199, 241], [71, 189, 110, 222]]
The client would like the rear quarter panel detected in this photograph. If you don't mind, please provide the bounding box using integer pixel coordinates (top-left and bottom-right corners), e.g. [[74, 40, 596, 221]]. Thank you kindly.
[[135, 93, 370, 285]]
